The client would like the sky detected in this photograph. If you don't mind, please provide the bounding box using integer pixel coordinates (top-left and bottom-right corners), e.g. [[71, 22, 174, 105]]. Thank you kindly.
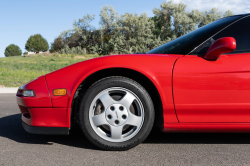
[[0, 0, 250, 57]]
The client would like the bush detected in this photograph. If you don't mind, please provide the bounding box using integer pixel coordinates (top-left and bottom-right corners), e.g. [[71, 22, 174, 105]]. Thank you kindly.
[[53, 2, 234, 55], [59, 46, 87, 55], [4, 44, 22, 57], [50, 37, 64, 53], [25, 34, 49, 53]]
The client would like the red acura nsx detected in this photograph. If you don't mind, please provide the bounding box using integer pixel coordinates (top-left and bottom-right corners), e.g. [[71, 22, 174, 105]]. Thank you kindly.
[[17, 14, 250, 150]]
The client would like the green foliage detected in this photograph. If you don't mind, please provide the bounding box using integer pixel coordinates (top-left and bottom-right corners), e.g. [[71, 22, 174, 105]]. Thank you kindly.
[[199, 8, 222, 27], [25, 34, 49, 53], [58, 14, 101, 54], [59, 45, 88, 55], [4, 44, 22, 57], [50, 37, 64, 53], [50, 1, 234, 55], [109, 12, 157, 54], [153, 1, 233, 37], [224, 10, 234, 17]]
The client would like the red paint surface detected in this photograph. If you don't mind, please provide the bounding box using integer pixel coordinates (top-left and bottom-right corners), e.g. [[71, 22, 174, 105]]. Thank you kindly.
[[21, 107, 69, 127], [16, 76, 52, 108], [17, 54, 181, 128], [173, 54, 250, 122], [164, 123, 250, 133], [16, 52, 250, 132], [204, 37, 236, 60], [45, 54, 182, 123]]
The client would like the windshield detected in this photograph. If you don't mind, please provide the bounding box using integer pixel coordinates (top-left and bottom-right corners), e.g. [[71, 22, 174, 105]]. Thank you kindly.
[[147, 15, 241, 55]]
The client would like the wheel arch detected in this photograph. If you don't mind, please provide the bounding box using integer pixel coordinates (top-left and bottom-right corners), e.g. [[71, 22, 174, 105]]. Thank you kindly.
[[70, 68, 164, 130]]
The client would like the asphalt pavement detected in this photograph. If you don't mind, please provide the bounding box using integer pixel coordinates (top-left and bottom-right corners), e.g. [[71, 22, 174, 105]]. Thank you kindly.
[[1, 94, 250, 165]]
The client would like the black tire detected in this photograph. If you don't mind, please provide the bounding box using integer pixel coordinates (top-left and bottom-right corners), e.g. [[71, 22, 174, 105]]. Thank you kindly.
[[79, 77, 155, 151]]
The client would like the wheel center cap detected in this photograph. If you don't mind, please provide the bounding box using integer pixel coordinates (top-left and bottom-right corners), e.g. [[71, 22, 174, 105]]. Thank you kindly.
[[105, 104, 128, 126]]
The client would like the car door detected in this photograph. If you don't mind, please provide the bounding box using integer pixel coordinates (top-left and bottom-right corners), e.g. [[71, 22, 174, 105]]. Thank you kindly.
[[173, 15, 250, 123]]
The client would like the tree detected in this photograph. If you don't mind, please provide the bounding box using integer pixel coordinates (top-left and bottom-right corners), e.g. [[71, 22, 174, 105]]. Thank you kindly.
[[50, 36, 64, 53], [4, 44, 22, 57], [25, 34, 49, 53], [224, 10, 234, 17], [58, 14, 101, 54], [53, 1, 234, 55], [152, 1, 233, 37], [110, 12, 156, 54], [199, 8, 233, 27]]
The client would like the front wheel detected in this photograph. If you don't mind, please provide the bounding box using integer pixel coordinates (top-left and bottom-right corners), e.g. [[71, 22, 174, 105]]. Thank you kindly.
[[79, 77, 155, 150]]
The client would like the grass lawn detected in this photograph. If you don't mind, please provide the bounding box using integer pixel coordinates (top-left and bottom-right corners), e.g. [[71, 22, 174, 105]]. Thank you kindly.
[[0, 54, 100, 87]]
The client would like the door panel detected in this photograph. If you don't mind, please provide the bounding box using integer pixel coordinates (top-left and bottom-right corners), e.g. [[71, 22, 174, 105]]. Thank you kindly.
[[173, 54, 250, 122]]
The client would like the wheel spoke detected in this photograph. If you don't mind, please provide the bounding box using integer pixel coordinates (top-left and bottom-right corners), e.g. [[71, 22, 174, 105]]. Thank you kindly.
[[99, 91, 115, 110], [110, 126, 123, 139], [89, 87, 145, 142], [92, 112, 108, 126], [119, 92, 136, 110], [126, 112, 142, 127]]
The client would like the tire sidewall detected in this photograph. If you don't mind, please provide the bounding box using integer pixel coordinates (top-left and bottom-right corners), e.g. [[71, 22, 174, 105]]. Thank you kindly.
[[79, 77, 154, 150]]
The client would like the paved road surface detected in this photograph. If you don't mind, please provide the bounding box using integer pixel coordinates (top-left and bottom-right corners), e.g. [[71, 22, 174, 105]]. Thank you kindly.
[[1, 94, 250, 165]]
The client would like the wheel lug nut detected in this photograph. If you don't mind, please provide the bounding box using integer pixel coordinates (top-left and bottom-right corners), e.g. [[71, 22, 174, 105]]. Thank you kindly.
[[110, 106, 115, 111], [119, 106, 124, 111], [115, 120, 119, 125], [107, 115, 112, 119], [122, 115, 127, 119]]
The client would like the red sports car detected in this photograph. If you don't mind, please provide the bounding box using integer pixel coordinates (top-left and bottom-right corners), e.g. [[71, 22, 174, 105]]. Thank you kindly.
[[17, 14, 250, 150]]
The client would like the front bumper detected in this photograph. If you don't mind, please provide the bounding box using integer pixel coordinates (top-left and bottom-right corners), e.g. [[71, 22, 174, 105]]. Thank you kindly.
[[17, 76, 70, 135], [22, 121, 69, 135], [18, 105, 70, 127], [18, 106, 70, 135]]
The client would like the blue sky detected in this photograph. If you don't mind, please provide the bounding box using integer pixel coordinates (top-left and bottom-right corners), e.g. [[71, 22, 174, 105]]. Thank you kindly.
[[0, 0, 250, 57]]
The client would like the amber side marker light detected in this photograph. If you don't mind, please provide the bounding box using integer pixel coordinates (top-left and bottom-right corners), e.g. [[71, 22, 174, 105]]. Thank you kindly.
[[53, 89, 67, 96]]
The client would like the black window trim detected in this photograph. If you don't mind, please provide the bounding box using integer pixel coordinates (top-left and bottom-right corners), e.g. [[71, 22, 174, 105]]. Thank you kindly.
[[188, 15, 250, 55]]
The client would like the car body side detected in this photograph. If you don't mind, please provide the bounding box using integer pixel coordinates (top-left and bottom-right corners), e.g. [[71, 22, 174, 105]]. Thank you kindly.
[[17, 54, 183, 132], [18, 14, 250, 134]]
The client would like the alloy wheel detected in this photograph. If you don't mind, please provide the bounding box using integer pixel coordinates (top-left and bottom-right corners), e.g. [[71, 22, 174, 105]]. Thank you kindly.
[[88, 87, 144, 142]]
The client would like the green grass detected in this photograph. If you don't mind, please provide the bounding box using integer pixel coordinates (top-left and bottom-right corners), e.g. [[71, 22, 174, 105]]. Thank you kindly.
[[0, 54, 100, 87]]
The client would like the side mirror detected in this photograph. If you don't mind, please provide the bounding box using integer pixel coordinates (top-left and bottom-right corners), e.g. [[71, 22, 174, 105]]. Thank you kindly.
[[204, 37, 236, 60]]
